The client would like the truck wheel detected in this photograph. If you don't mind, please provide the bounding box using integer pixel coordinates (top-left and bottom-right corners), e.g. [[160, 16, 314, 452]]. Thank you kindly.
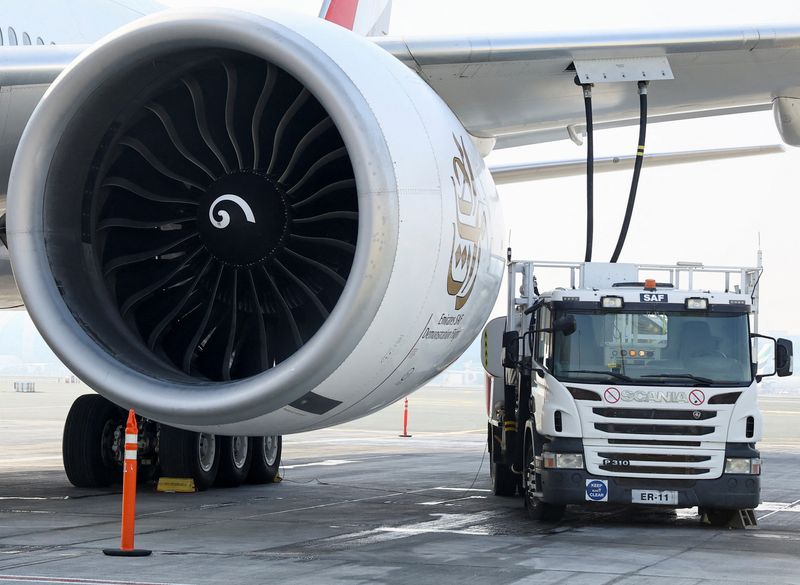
[[215, 436, 252, 487], [247, 435, 282, 484], [62, 394, 124, 488], [704, 508, 738, 527], [523, 442, 565, 522], [490, 434, 519, 496], [159, 426, 219, 491]]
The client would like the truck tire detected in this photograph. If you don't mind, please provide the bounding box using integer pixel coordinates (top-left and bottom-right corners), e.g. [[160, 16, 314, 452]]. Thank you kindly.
[[62, 394, 124, 488], [524, 442, 565, 522], [247, 435, 281, 484], [704, 508, 738, 527], [490, 432, 519, 496], [159, 426, 219, 491], [215, 436, 252, 487]]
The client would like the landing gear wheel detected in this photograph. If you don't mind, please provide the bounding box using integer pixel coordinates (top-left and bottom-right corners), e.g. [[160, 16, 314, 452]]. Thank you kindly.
[[704, 508, 738, 527], [247, 436, 282, 484], [490, 432, 519, 496], [215, 436, 253, 487], [62, 394, 125, 488], [523, 441, 565, 522], [159, 426, 220, 491]]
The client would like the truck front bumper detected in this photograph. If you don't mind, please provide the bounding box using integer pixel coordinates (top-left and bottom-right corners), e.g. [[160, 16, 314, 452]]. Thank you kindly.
[[540, 442, 761, 510], [541, 468, 760, 509]]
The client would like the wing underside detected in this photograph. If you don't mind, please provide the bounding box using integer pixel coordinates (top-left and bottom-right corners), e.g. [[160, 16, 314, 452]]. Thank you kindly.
[[3, 25, 800, 177], [376, 26, 800, 148]]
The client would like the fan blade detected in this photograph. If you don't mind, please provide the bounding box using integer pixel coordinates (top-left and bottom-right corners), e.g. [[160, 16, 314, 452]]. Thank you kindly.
[[267, 88, 310, 175], [183, 76, 231, 174], [261, 266, 303, 349], [118, 137, 206, 192], [286, 148, 349, 196], [102, 177, 198, 206], [223, 62, 244, 170], [283, 248, 347, 287], [251, 65, 277, 169], [291, 179, 356, 209], [273, 258, 329, 317], [147, 256, 213, 350], [145, 102, 217, 180], [221, 269, 238, 381], [182, 264, 225, 374]]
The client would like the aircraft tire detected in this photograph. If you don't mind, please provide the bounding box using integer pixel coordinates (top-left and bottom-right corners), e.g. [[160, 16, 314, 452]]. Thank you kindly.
[[704, 508, 738, 527], [159, 426, 219, 491], [247, 436, 282, 484], [215, 436, 253, 487], [62, 394, 124, 488]]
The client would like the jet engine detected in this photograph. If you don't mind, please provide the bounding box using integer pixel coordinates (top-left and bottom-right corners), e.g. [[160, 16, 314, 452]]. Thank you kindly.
[[8, 8, 504, 435]]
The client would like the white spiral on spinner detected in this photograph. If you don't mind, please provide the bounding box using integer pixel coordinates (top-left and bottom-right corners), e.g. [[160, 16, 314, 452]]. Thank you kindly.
[[209, 194, 256, 229]]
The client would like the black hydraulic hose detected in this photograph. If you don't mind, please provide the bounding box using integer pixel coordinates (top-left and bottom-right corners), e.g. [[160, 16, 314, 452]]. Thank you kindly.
[[610, 81, 649, 263], [582, 83, 594, 262]]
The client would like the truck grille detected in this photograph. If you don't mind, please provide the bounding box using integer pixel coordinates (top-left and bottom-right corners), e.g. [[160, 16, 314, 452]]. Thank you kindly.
[[585, 446, 721, 478], [594, 423, 715, 436], [596, 452, 711, 475], [580, 404, 728, 478], [593, 407, 716, 421]]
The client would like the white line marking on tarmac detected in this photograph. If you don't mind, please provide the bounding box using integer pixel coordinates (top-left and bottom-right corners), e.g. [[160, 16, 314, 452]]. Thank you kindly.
[[757, 499, 800, 519], [434, 487, 491, 493], [281, 459, 358, 469], [0, 577, 195, 585], [380, 526, 490, 536], [314, 512, 501, 548], [419, 496, 487, 505]]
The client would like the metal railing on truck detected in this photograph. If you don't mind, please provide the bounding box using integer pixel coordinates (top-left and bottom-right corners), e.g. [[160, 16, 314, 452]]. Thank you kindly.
[[507, 258, 762, 334]]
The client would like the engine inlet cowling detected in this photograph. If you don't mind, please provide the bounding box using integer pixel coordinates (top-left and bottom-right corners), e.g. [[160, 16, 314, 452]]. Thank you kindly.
[[8, 9, 401, 425]]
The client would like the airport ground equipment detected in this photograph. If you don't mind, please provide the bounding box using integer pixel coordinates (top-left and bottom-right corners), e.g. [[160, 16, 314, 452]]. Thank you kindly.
[[103, 409, 151, 557], [483, 257, 793, 525], [62, 395, 281, 491]]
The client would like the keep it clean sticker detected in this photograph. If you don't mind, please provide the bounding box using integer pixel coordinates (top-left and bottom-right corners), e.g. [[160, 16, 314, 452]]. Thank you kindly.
[[586, 479, 609, 502]]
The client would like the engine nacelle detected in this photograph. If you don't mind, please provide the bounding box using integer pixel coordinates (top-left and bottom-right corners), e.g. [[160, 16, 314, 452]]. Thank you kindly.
[[8, 8, 504, 434]]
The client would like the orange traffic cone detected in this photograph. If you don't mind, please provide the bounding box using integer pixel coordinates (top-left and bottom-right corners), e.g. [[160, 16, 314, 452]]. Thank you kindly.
[[399, 397, 412, 438], [103, 409, 151, 557]]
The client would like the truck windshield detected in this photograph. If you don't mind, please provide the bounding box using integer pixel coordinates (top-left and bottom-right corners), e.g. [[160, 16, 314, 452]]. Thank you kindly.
[[552, 310, 751, 386]]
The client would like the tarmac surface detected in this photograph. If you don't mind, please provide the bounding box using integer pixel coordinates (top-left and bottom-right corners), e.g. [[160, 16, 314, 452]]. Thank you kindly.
[[1, 380, 800, 584]]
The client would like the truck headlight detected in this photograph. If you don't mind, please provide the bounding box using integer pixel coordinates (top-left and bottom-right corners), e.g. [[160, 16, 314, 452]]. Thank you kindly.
[[725, 457, 761, 475], [543, 452, 584, 469], [685, 297, 709, 310]]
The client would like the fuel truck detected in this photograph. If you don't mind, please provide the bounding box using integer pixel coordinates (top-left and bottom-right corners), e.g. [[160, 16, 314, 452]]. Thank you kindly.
[[482, 257, 793, 526]]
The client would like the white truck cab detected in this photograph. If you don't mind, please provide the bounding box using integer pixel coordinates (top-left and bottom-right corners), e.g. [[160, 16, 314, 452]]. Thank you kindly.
[[483, 259, 793, 525]]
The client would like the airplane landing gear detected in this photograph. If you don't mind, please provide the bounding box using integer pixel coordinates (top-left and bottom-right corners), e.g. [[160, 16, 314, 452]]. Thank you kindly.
[[248, 435, 282, 484], [158, 426, 220, 491], [62, 394, 125, 487], [62, 395, 282, 491]]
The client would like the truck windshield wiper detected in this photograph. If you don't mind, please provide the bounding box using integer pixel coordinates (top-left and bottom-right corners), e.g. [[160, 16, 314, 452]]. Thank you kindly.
[[561, 370, 634, 382], [640, 373, 713, 386]]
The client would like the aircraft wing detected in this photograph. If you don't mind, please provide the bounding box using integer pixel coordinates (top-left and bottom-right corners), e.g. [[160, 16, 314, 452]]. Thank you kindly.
[[489, 145, 786, 184], [375, 26, 800, 148], [3, 25, 800, 173]]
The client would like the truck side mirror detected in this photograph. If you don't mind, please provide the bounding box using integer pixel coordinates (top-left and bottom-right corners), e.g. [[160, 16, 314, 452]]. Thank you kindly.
[[502, 331, 519, 368], [751, 333, 777, 380], [777, 338, 794, 377]]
